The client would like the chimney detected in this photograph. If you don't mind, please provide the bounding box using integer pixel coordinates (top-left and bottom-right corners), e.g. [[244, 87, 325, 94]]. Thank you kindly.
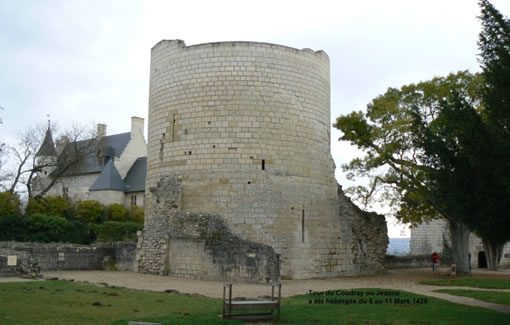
[[97, 124, 106, 138], [56, 136, 69, 155], [131, 116, 144, 138]]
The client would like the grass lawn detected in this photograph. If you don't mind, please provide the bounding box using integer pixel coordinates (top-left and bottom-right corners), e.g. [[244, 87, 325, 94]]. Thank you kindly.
[[420, 278, 510, 289], [0, 281, 509, 324], [436, 289, 510, 306]]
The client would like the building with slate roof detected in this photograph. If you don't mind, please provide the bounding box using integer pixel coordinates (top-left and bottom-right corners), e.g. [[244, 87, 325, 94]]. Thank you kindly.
[[34, 117, 147, 208]]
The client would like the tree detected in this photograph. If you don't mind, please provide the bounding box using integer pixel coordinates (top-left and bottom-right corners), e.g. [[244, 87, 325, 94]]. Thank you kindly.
[[478, 0, 510, 270], [413, 89, 509, 271], [334, 71, 484, 273], [0, 142, 11, 190], [411, 0, 510, 271], [5, 122, 97, 199], [0, 191, 21, 216]]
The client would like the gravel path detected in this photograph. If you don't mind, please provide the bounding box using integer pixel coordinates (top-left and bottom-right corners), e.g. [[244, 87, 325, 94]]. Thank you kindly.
[[8, 268, 510, 313]]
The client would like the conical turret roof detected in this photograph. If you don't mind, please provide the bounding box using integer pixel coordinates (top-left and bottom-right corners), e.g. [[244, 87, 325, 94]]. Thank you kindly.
[[36, 127, 57, 157]]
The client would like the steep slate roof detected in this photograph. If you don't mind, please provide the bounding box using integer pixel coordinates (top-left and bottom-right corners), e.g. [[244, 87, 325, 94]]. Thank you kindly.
[[59, 132, 131, 176], [123, 157, 147, 192], [89, 160, 127, 191], [36, 128, 58, 157]]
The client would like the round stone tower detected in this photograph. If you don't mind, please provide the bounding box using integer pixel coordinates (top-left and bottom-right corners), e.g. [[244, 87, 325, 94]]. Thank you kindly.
[[142, 40, 373, 279]]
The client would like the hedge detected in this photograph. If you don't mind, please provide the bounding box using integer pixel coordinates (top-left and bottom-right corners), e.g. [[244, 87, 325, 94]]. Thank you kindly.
[[96, 221, 143, 242], [0, 214, 96, 244]]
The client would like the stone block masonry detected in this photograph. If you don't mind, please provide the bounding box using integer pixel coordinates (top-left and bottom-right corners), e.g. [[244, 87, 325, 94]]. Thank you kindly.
[[139, 40, 388, 281], [137, 176, 280, 283], [0, 242, 137, 277]]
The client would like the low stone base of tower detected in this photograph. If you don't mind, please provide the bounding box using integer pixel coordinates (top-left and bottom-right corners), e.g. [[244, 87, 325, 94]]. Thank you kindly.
[[137, 175, 388, 282], [137, 176, 280, 283]]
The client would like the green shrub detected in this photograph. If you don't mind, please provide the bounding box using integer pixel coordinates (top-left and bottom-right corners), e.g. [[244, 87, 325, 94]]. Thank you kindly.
[[0, 192, 21, 216], [107, 203, 128, 222], [25, 198, 45, 215], [27, 214, 69, 243], [74, 200, 104, 223], [128, 205, 144, 223], [64, 220, 97, 245], [0, 213, 95, 244], [0, 214, 28, 241], [96, 221, 143, 242], [26, 196, 72, 218]]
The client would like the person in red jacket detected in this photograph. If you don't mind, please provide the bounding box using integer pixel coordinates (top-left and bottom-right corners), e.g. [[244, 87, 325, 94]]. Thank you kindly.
[[431, 252, 440, 271]]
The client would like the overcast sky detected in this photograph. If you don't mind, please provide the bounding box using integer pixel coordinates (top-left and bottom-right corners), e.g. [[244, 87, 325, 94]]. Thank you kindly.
[[1, 0, 509, 237]]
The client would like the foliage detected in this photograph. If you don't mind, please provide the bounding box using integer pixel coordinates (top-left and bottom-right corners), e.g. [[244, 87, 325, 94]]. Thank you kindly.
[[74, 200, 104, 223], [1, 282, 510, 325], [128, 205, 144, 223], [436, 289, 510, 305], [96, 221, 142, 242], [107, 203, 128, 222], [0, 191, 21, 216], [412, 91, 510, 245], [421, 278, 510, 289], [65, 219, 96, 245], [0, 214, 29, 241], [0, 213, 94, 244], [334, 71, 484, 224], [26, 213, 70, 243], [411, 1, 510, 270], [25, 196, 72, 218], [478, 0, 510, 137]]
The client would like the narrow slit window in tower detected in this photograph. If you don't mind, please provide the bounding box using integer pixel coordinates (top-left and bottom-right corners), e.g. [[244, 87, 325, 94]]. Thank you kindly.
[[302, 209, 305, 243], [262, 159, 265, 170], [172, 114, 176, 141]]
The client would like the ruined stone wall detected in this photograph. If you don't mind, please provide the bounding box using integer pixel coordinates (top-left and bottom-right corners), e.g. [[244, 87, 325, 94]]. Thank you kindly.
[[137, 176, 280, 283], [141, 40, 387, 280], [0, 242, 137, 276], [337, 186, 388, 274]]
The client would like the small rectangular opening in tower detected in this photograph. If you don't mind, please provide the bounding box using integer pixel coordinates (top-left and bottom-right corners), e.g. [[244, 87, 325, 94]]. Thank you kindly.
[[302, 209, 305, 243], [262, 159, 265, 170], [172, 114, 176, 141]]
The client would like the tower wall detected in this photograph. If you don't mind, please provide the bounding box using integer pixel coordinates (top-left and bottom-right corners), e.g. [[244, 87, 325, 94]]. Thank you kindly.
[[142, 40, 377, 279]]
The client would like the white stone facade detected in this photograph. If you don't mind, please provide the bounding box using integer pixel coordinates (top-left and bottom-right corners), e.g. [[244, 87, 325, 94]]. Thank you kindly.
[[411, 219, 510, 267], [141, 40, 387, 280], [38, 117, 147, 209], [117, 117, 147, 179]]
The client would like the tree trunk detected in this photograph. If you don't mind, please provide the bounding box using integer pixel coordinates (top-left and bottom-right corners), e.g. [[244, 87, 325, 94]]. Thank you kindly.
[[449, 220, 471, 274], [482, 239, 504, 271]]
